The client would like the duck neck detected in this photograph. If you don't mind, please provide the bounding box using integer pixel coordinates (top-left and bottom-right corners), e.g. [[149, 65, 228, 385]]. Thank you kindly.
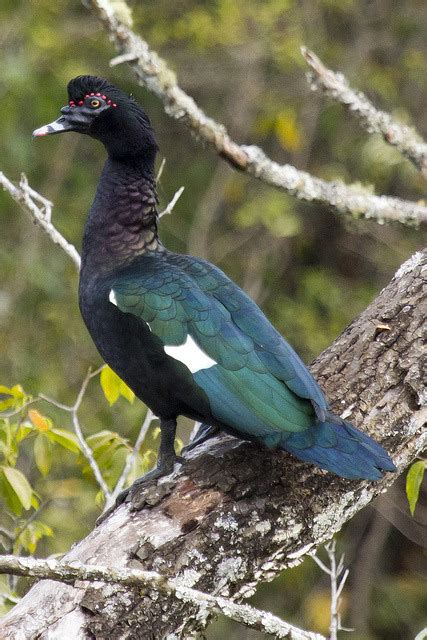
[[82, 153, 160, 272]]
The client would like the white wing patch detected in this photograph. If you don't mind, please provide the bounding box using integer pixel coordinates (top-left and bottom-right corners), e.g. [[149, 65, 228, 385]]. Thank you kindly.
[[109, 289, 215, 372], [165, 335, 216, 373]]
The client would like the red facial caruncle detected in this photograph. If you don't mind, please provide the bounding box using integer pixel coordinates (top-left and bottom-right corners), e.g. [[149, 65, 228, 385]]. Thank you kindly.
[[68, 92, 117, 108]]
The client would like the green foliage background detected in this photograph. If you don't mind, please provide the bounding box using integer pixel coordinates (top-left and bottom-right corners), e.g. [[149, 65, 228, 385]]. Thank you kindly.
[[0, 0, 426, 637]]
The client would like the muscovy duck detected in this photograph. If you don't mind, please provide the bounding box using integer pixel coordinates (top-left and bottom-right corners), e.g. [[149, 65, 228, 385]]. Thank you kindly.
[[33, 76, 395, 502]]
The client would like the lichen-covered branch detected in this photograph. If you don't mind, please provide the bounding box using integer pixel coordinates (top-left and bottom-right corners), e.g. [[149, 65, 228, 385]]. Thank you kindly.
[[0, 555, 325, 640], [87, 0, 427, 225], [0, 171, 81, 269], [1, 248, 425, 639], [301, 47, 427, 176]]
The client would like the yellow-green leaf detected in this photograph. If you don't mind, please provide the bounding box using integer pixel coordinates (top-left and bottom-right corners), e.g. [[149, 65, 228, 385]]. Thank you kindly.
[[34, 433, 52, 476], [100, 366, 134, 405], [406, 460, 425, 516], [100, 366, 121, 405], [48, 428, 81, 453], [0, 385, 27, 412], [119, 380, 135, 404], [14, 520, 53, 554], [1, 466, 33, 511], [15, 423, 33, 443]]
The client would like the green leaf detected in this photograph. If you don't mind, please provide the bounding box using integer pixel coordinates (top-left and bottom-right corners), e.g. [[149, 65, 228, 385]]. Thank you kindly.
[[100, 366, 135, 405], [0, 470, 23, 515], [1, 466, 33, 512], [119, 380, 135, 404], [100, 366, 121, 405], [47, 428, 81, 453], [0, 385, 27, 412], [0, 420, 18, 466], [86, 430, 118, 451], [34, 433, 52, 476], [14, 520, 53, 554], [15, 423, 33, 443], [406, 461, 425, 516]]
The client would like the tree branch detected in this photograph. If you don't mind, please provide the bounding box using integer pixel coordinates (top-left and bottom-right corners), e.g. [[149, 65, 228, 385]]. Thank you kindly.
[[1, 248, 424, 638], [0, 555, 324, 640], [0, 172, 81, 270], [88, 0, 427, 225], [301, 47, 427, 176]]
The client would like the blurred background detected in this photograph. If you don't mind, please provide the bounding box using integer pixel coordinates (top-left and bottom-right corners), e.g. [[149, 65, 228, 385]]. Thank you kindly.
[[0, 0, 426, 637]]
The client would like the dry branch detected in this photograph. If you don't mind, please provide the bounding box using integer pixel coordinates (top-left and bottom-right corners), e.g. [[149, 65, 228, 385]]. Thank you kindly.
[[88, 0, 427, 225], [302, 47, 427, 176], [1, 248, 425, 638], [0, 555, 325, 640], [0, 171, 81, 269]]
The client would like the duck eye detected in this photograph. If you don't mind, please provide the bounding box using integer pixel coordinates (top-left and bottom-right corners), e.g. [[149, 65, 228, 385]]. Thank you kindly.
[[90, 99, 101, 109]]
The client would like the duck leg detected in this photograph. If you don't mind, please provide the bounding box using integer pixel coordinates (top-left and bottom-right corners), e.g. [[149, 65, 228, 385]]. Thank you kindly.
[[114, 417, 182, 507]]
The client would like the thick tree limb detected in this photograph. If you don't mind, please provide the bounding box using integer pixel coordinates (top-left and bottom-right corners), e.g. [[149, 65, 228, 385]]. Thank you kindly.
[[302, 47, 427, 176], [0, 555, 325, 640], [88, 0, 427, 225], [1, 248, 425, 638]]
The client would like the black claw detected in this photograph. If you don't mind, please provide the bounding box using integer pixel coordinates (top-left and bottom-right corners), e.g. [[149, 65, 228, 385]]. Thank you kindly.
[[96, 417, 183, 524], [96, 453, 184, 525]]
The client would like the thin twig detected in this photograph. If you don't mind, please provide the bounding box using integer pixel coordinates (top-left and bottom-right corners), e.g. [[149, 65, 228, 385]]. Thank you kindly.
[[20, 174, 53, 222], [0, 172, 81, 269], [86, 0, 427, 225], [156, 157, 166, 183], [301, 47, 427, 176], [159, 186, 184, 218], [73, 365, 105, 412], [0, 398, 41, 419], [312, 541, 352, 640], [107, 408, 155, 509], [71, 412, 110, 499], [41, 367, 110, 499], [39, 395, 73, 412], [0, 554, 326, 640]]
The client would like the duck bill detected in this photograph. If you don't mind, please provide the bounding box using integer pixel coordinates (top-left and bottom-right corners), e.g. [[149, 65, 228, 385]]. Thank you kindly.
[[33, 116, 75, 137]]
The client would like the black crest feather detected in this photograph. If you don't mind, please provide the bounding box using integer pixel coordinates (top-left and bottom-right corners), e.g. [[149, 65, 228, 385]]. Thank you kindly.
[[67, 76, 127, 103]]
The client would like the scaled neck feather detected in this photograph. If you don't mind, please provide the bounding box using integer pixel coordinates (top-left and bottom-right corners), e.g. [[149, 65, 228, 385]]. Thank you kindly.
[[82, 154, 160, 272]]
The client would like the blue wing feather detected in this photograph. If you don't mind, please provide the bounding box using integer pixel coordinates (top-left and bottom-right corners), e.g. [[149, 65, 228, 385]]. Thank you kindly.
[[109, 251, 395, 480]]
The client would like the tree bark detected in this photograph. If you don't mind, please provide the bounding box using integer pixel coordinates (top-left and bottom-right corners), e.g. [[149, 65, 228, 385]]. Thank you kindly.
[[1, 249, 425, 639]]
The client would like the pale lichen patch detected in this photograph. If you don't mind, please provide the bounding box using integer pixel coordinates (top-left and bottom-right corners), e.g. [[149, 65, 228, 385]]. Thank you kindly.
[[272, 521, 303, 543], [214, 513, 238, 531], [216, 557, 247, 592], [171, 568, 201, 589], [395, 251, 423, 279], [255, 521, 271, 535]]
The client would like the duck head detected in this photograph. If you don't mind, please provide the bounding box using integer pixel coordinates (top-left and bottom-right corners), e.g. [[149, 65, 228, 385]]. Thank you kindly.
[[33, 75, 158, 160]]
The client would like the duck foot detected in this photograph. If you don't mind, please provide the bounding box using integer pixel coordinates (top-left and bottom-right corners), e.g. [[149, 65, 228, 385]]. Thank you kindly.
[[97, 454, 184, 525]]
